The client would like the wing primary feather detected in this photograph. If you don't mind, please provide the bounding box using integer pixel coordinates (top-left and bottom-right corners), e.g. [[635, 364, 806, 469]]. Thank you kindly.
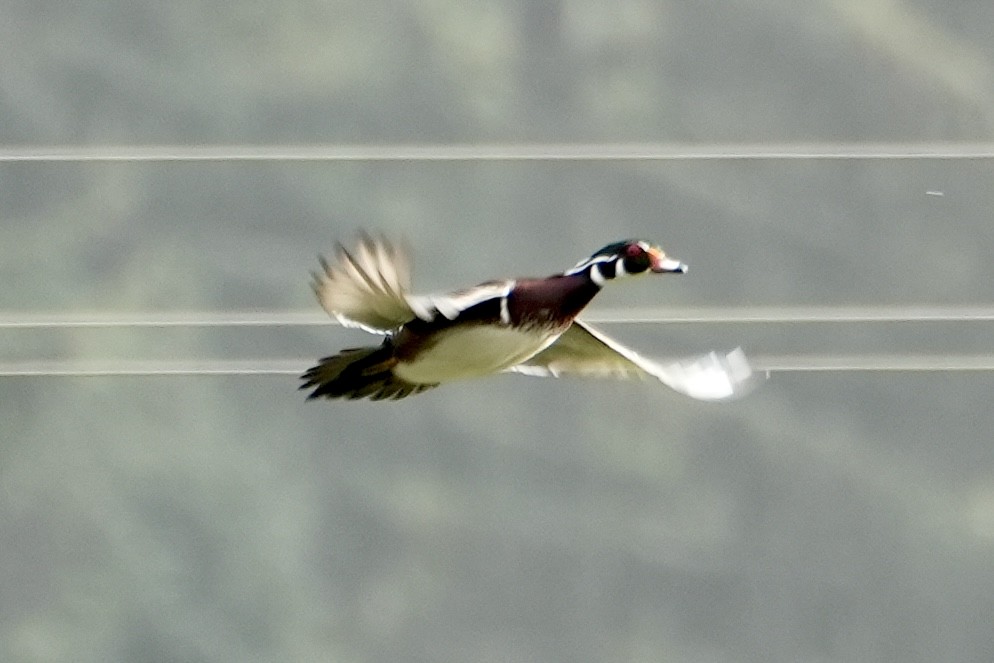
[[355, 237, 385, 291], [337, 244, 377, 295], [310, 234, 420, 332], [373, 236, 409, 298]]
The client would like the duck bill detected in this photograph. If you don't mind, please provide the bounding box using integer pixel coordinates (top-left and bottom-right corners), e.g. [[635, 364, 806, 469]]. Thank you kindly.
[[648, 247, 688, 274]]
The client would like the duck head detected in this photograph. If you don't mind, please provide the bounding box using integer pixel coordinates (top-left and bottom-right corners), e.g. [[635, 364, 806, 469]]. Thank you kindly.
[[566, 240, 687, 284]]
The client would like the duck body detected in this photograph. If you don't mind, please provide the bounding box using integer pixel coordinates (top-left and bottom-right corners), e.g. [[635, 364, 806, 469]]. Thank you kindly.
[[392, 273, 599, 384], [301, 235, 755, 401], [393, 323, 557, 384]]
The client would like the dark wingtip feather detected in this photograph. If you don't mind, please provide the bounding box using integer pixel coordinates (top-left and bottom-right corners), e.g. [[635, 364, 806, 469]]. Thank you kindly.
[[309, 271, 324, 295], [300, 346, 437, 402], [357, 229, 377, 251], [337, 243, 380, 292]]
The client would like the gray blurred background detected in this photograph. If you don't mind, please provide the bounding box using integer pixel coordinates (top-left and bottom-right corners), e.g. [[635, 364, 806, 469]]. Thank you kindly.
[[3, 1, 994, 661]]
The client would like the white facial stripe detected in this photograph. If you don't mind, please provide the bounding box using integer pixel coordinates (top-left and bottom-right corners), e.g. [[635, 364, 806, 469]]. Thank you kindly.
[[567, 255, 612, 276], [615, 257, 628, 277], [590, 263, 606, 286]]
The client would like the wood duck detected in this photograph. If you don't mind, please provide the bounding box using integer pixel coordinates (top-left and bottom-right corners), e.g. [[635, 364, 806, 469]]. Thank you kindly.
[[301, 234, 755, 401]]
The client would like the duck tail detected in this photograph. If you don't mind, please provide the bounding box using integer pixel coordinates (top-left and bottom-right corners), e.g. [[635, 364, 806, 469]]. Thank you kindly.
[[300, 342, 436, 401]]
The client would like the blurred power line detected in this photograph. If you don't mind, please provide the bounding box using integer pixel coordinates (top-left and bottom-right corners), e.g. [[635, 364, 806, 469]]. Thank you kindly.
[[1, 143, 994, 162], [4, 355, 994, 376], [4, 306, 994, 329]]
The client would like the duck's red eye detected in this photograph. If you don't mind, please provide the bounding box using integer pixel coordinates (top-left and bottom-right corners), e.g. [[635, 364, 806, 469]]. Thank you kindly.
[[625, 244, 643, 258]]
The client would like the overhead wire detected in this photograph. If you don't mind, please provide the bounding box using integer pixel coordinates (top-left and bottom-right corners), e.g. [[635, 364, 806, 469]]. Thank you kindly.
[[1, 142, 994, 162], [4, 355, 994, 377], [4, 306, 994, 328]]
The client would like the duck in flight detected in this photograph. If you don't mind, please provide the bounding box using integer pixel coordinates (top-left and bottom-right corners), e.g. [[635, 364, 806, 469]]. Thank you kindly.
[[301, 234, 755, 401]]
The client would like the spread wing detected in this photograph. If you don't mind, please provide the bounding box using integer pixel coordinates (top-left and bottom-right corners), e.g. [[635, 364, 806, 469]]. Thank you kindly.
[[312, 233, 418, 333], [312, 233, 513, 332], [508, 319, 758, 401]]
